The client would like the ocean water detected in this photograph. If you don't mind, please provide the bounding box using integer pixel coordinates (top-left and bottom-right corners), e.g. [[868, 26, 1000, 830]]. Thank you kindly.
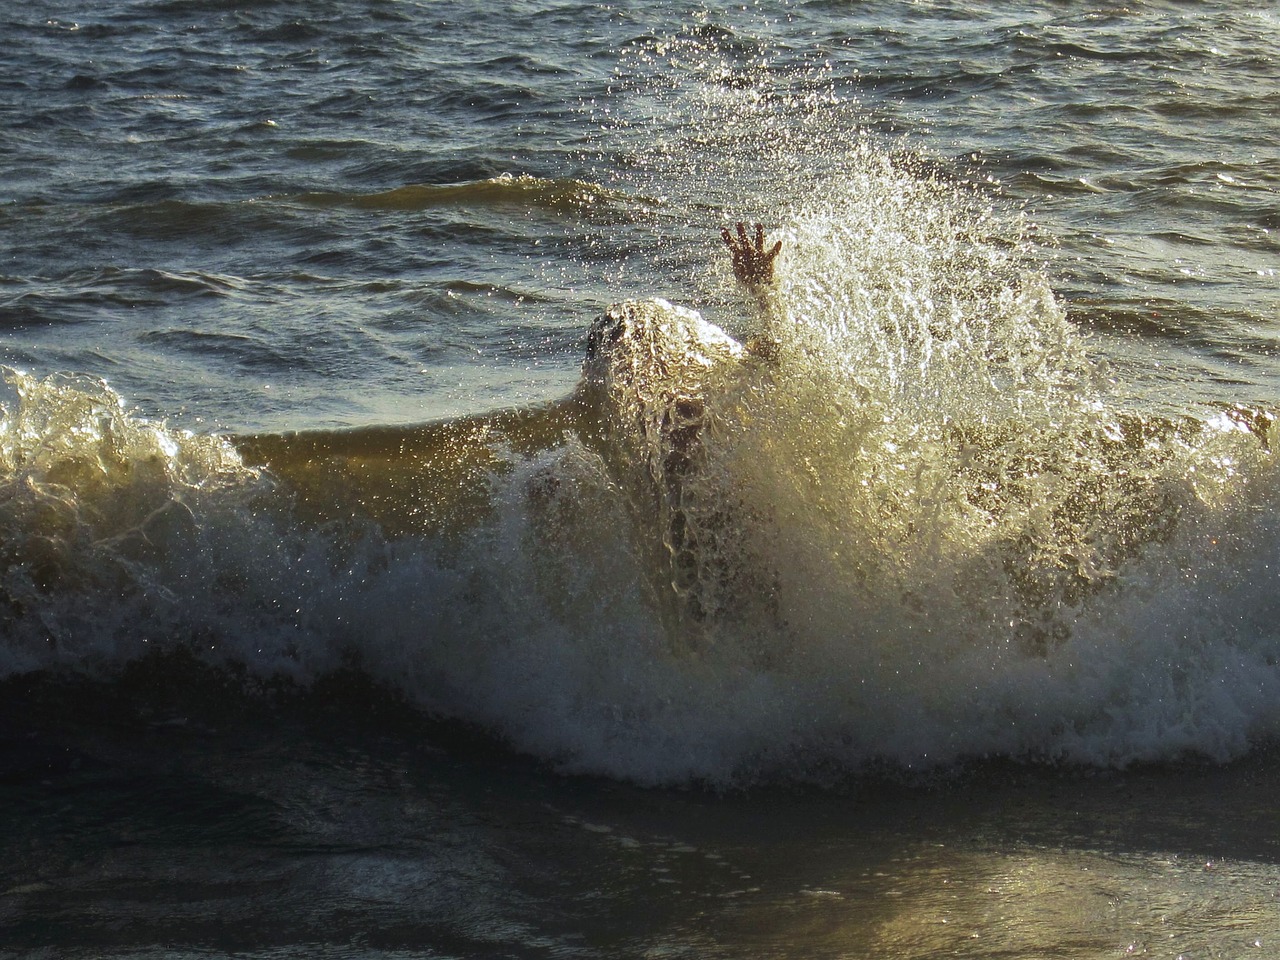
[[2, 0, 1280, 956]]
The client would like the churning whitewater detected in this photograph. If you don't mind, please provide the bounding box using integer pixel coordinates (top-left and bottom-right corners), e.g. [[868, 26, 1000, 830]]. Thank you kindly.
[[3, 157, 1278, 786]]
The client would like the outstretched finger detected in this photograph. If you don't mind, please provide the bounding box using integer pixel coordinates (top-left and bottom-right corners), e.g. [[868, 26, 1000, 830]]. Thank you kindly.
[[736, 222, 750, 246], [720, 227, 734, 248], [768, 239, 782, 260], [754, 223, 765, 251]]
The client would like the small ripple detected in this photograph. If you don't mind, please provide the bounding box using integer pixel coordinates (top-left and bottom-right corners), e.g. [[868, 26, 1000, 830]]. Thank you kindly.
[[0, 268, 261, 328], [287, 175, 644, 225]]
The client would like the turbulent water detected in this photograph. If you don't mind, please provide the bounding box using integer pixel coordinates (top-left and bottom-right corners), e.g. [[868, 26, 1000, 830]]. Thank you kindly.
[[2, 1, 1279, 957]]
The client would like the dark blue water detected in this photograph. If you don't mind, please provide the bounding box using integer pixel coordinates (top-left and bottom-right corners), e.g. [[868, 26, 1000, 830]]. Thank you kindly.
[[2, 1, 1279, 956]]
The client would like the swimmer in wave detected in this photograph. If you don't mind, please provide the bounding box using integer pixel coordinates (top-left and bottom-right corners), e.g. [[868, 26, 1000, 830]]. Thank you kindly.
[[578, 222, 785, 635]]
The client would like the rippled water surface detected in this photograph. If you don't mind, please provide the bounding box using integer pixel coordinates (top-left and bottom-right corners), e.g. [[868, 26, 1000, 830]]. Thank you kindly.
[[4, 1, 1276, 428], [2, 1, 1279, 957]]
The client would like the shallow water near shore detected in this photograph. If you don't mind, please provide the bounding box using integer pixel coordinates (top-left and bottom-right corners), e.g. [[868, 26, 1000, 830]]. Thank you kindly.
[[3, 663, 1280, 959], [3, 0, 1280, 955]]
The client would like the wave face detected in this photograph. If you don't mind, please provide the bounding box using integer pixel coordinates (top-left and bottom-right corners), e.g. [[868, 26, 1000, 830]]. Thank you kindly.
[[3, 156, 1279, 787]]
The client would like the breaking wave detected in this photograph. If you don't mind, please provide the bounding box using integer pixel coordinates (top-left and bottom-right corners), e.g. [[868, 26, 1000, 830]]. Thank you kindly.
[[3, 156, 1279, 786]]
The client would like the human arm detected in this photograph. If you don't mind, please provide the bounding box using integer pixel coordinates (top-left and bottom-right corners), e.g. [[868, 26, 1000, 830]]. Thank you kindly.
[[720, 222, 783, 360], [721, 221, 782, 289]]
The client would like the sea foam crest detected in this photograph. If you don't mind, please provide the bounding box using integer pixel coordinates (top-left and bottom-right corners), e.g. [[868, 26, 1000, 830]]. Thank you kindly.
[[0, 368, 406, 680]]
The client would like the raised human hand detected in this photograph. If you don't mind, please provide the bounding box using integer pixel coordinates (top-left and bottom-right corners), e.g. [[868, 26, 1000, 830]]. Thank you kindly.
[[720, 222, 782, 287]]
